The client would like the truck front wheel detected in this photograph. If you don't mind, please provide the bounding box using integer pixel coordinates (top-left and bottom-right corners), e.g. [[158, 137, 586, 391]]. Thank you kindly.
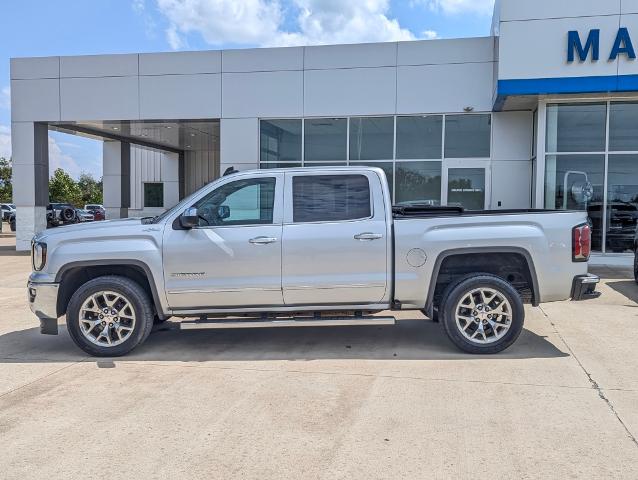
[[440, 274, 524, 354], [66, 275, 155, 357]]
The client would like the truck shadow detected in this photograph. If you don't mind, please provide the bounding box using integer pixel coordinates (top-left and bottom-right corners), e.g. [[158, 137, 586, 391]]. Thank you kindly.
[[605, 280, 638, 304], [0, 318, 567, 363]]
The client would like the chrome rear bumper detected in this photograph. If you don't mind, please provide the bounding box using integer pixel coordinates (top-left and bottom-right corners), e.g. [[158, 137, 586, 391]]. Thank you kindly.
[[571, 274, 601, 301]]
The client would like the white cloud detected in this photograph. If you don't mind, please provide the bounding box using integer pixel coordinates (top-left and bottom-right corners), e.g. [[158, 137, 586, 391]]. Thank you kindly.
[[132, 0, 145, 13], [422, 29, 438, 40], [48, 136, 82, 178], [0, 125, 10, 159], [154, 0, 421, 49], [0, 86, 10, 110], [423, 0, 494, 16]]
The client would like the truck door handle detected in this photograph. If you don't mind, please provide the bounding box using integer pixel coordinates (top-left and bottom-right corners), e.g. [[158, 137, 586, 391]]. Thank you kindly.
[[354, 232, 383, 241], [249, 236, 278, 245]]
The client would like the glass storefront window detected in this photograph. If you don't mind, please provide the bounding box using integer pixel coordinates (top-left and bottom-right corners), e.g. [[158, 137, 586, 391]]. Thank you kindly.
[[546, 103, 606, 152], [350, 161, 394, 198], [260, 119, 302, 163], [609, 103, 638, 152], [349, 117, 394, 160], [304, 118, 347, 161], [544, 154, 604, 250], [606, 155, 638, 252], [260, 162, 301, 169], [396, 116, 442, 159], [395, 162, 441, 205], [444, 114, 491, 158], [447, 168, 486, 210]]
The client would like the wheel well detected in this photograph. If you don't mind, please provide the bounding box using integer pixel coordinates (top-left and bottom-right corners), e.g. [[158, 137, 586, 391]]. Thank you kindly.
[[57, 265, 158, 317], [430, 252, 537, 312]]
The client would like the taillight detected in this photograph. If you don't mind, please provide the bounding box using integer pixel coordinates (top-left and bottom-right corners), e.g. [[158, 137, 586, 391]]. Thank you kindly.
[[573, 223, 591, 262]]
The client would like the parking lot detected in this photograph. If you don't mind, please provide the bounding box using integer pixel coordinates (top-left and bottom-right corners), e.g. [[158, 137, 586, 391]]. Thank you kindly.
[[1, 227, 637, 479]]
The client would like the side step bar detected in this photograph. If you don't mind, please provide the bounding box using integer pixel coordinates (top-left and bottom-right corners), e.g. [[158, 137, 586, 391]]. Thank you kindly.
[[180, 316, 396, 330]]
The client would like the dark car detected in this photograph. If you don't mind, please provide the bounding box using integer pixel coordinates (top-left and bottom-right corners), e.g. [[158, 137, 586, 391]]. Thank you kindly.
[[589, 202, 638, 253]]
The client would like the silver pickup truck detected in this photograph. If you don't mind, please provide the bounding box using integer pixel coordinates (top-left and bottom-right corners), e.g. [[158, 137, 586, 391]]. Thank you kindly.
[[27, 167, 599, 357]]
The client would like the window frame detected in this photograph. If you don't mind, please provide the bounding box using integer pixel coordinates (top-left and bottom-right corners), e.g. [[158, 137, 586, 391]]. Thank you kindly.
[[191, 176, 278, 228], [542, 99, 638, 254], [284, 171, 376, 225], [259, 113, 492, 206]]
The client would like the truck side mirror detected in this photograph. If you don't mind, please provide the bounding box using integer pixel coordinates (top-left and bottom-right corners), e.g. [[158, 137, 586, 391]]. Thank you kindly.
[[217, 205, 230, 220], [180, 207, 199, 229]]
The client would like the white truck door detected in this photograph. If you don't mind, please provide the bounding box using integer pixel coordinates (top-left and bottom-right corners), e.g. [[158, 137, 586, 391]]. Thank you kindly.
[[163, 173, 284, 309], [281, 170, 389, 306]]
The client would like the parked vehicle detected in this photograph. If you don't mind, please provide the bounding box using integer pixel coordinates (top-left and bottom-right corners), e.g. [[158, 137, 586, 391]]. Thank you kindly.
[[1, 203, 16, 221], [85, 204, 105, 221], [46, 203, 78, 227], [75, 209, 95, 222], [27, 167, 600, 357]]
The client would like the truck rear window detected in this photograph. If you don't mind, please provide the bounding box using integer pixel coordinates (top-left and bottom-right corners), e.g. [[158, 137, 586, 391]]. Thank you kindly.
[[292, 174, 371, 223]]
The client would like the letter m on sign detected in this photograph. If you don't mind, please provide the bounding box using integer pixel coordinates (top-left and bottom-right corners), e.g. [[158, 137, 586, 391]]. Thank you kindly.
[[567, 29, 600, 62]]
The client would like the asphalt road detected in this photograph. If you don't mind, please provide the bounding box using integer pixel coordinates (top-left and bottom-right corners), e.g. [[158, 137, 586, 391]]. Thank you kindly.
[[1, 229, 637, 479]]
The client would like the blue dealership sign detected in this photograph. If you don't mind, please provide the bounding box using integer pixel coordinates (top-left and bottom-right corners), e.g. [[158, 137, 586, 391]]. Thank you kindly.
[[568, 28, 636, 62]]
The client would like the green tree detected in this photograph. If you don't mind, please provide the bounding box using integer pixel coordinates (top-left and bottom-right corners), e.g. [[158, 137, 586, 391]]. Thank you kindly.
[[49, 168, 82, 206], [77, 172, 103, 205], [0, 157, 11, 203]]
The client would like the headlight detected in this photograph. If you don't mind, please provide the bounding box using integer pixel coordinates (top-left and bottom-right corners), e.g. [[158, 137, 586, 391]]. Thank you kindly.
[[32, 242, 47, 271]]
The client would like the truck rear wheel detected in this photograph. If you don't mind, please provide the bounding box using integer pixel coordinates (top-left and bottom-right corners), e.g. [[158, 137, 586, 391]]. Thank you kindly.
[[66, 275, 154, 357], [440, 274, 524, 354]]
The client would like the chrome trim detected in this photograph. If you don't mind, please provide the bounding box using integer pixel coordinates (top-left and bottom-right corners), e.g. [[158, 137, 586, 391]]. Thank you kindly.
[[28, 281, 60, 320], [180, 316, 396, 330], [285, 283, 386, 290], [167, 287, 282, 295]]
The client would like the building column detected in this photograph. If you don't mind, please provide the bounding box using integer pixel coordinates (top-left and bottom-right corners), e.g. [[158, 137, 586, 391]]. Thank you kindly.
[[162, 152, 180, 208], [220, 118, 259, 173], [12, 122, 49, 251], [178, 152, 185, 200], [103, 140, 130, 219]]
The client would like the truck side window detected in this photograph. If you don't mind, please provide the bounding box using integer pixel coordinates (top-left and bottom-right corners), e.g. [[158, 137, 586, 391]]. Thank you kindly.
[[292, 174, 371, 223], [194, 177, 276, 226]]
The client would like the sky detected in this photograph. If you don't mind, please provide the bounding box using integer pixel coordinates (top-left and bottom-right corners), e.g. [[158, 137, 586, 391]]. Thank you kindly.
[[0, 0, 495, 179]]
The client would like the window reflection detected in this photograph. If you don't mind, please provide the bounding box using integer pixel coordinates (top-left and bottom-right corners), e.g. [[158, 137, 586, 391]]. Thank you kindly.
[[606, 155, 638, 253], [395, 162, 441, 205]]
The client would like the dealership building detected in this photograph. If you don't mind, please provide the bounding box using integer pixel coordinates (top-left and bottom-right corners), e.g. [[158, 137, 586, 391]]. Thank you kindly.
[[9, 0, 638, 259]]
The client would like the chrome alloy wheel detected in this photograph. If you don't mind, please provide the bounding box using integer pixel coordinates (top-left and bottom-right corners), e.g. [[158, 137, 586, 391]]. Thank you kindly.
[[79, 291, 136, 347], [454, 287, 512, 344]]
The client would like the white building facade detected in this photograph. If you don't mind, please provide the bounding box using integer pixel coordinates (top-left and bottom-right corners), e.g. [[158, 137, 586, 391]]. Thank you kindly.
[[10, 0, 638, 259]]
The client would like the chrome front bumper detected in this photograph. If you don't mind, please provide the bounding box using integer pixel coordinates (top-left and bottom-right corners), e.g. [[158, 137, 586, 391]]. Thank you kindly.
[[27, 281, 60, 334]]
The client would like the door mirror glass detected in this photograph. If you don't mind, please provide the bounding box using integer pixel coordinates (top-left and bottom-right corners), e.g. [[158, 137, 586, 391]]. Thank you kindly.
[[217, 205, 230, 220], [180, 207, 199, 229]]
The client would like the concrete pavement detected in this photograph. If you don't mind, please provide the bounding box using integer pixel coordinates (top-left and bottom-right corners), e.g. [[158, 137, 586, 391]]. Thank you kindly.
[[0, 227, 637, 479]]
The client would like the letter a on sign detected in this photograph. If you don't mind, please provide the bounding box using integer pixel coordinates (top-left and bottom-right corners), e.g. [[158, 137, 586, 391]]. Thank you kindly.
[[568, 30, 600, 62], [609, 27, 636, 60]]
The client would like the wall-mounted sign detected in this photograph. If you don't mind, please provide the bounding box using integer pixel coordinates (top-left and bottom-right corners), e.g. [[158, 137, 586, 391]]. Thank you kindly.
[[567, 28, 636, 62]]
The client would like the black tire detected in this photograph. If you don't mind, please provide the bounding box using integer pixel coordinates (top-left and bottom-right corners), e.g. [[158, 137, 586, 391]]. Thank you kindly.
[[440, 273, 524, 354], [66, 275, 154, 357]]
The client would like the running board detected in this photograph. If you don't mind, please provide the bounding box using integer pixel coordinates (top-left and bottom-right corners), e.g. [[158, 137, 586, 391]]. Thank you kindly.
[[180, 316, 396, 330]]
